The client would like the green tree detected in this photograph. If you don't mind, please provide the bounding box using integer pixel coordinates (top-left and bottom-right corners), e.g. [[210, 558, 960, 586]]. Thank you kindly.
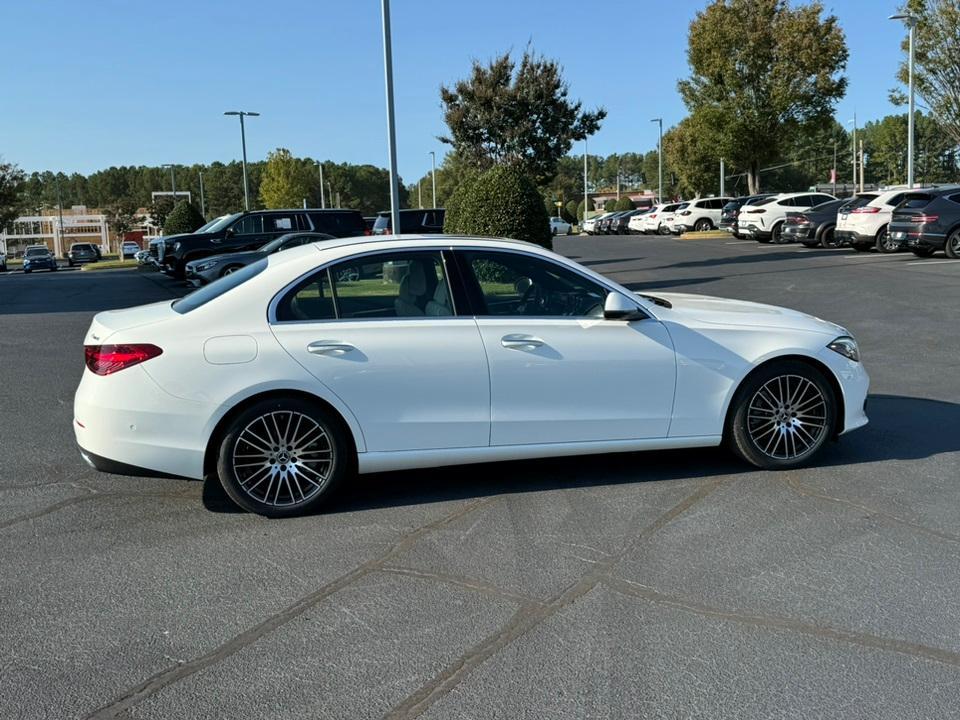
[[0, 160, 26, 230], [576, 199, 587, 222], [565, 200, 578, 222], [260, 148, 313, 209], [614, 197, 635, 211], [892, 0, 960, 148], [440, 48, 606, 184], [104, 199, 142, 254], [603, 199, 617, 211], [163, 200, 205, 235], [679, 0, 848, 194], [148, 195, 175, 232], [443, 165, 551, 249]]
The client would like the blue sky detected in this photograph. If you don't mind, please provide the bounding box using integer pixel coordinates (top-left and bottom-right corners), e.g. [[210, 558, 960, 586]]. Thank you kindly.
[[1, 0, 908, 183]]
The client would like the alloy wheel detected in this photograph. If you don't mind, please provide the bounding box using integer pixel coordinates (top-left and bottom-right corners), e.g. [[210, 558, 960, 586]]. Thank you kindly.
[[946, 231, 960, 259], [746, 375, 827, 460], [876, 228, 899, 253], [231, 410, 335, 507]]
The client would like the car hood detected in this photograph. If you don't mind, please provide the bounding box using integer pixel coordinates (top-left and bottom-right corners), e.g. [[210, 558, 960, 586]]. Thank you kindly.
[[645, 292, 846, 336], [189, 250, 264, 268], [164, 231, 218, 244]]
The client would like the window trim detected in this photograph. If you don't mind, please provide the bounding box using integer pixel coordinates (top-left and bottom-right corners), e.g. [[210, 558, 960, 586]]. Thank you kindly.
[[269, 247, 459, 324]]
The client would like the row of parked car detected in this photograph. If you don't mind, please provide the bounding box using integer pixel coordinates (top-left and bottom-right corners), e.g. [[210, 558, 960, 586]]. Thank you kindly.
[[143, 207, 446, 284], [584, 185, 960, 257]]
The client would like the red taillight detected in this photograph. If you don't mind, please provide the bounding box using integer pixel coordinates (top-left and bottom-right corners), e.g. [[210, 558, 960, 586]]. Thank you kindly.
[[648, 214, 657, 219], [745, 208, 765, 214], [84, 344, 163, 375], [912, 214, 939, 223], [364, 228, 372, 236], [851, 206, 881, 214]]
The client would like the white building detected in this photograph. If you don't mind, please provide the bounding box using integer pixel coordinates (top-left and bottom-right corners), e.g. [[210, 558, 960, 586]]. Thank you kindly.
[[0, 206, 109, 256]]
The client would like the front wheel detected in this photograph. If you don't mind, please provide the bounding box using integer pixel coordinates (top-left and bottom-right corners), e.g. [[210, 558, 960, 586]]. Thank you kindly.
[[217, 397, 349, 517], [875, 226, 899, 253], [694, 219, 712, 232], [658, 224, 671, 236], [945, 230, 960, 259], [220, 264, 243, 277], [728, 361, 836, 469]]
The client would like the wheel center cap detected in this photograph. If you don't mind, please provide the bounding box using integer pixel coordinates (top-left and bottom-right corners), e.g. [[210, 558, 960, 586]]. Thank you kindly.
[[277, 451, 290, 464]]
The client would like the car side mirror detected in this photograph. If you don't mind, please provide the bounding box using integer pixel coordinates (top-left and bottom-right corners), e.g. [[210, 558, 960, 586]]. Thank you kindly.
[[604, 292, 645, 321]]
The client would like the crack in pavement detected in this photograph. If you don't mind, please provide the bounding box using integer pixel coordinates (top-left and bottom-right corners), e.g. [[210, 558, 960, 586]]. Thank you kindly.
[[602, 575, 960, 669], [783, 475, 960, 545], [378, 565, 544, 607], [83, 496, 498, 720], [383, 478, 725, 720]]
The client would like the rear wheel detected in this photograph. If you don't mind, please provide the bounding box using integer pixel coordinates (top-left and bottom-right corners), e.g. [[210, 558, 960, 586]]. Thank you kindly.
[[911, 247, 936, 258], [875, 226, 899, 253], [694, 218, 712, 232], [820, 226, 840, 248], [728, 361, 836, 469], [658, 224, 671, 236], [945, 230, 960, 259], [770, 222, 787, 244]]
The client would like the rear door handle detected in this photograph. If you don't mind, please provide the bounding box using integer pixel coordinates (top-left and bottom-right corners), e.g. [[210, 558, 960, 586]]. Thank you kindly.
[[501, 334, 544, 350], [307, 341, 355, 355]]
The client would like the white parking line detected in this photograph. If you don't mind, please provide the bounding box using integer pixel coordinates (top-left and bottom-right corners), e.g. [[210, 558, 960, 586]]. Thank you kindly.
[[725, 241, 755, 245], [905, 259, 960, 266]]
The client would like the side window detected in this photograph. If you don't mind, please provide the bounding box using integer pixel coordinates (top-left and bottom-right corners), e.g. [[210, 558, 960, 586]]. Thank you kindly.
[[279, 235, 311, 251], [777, 197, 796, 207], [231, 215, 263, 235], [275, 268, 336, 322], [332, 251, 452, 319], [460, 250, 607, 318], [949, 194, 960, 205], [886, 193, 904, 207], [264, 214, 296, 232]]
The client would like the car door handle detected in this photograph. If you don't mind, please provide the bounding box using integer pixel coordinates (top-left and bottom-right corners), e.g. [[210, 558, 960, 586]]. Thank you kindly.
[[501, 334, 544, 350], [307, 341, 355, 355]]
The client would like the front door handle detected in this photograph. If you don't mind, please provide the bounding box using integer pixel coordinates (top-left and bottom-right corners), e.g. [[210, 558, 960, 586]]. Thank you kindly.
[[307, 341, 355, 355], [501, 334, 544, 350]]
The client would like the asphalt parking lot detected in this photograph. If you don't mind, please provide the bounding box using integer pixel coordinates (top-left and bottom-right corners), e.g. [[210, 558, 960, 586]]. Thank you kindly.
[[2, 237, 960, 719]]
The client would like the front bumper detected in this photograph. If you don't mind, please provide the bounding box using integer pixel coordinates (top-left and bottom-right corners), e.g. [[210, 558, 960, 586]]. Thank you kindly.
[[816, 345, 870, 436]]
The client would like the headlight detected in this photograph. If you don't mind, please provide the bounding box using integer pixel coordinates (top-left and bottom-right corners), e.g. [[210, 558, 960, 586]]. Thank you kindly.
[[173, 241, 181, 252], [827, 336, 860, 362], [194, 260, 217, 272]]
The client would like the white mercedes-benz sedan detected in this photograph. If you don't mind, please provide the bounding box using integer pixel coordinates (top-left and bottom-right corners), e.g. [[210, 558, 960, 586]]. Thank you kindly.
[[74, 235, 868, 517]]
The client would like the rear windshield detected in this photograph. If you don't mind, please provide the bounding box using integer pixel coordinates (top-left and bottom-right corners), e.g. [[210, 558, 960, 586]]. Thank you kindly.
[[749, 196, 777, 207], [172, 258, 267, 314], [900, 194, 933, 209]]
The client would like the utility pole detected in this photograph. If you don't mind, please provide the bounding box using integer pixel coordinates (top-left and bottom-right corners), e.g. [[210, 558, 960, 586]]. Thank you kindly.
[[851, 113, 857, 190], [429, 150, 437, 208], [583, 138, 588, 228], [380, 0, 401, 235], [719, 158, 725, 197], [55, 176, 65, 258], [859, 139, 865, 193], [223, 110, 260, 210], [890, 13, 918, 187], [162, 164, 177, 203], [651, 118, 663, 202], [199, 171, 206, 218], [317, 162, 326, 209], [832, 141, 838, 196], [616, 158, 621, 201], [418, 178, 422, 209]]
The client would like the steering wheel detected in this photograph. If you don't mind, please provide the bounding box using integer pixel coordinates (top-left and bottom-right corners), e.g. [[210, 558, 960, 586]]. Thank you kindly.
[[517, 280, 544, 314]]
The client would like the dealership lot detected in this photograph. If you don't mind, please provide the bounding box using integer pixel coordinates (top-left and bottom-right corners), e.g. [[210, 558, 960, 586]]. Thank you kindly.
[[2, 237, 960, 719]]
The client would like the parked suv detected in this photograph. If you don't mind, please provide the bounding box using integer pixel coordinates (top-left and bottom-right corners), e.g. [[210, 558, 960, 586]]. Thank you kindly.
[[890, 187, 960, 258], [23, 245, 58, 273], [158, 209, 366, 278], [781, 198, 849, 248], [672, 196, 734, 233], [67, 242, 100, 266], [836, 189, 907, 253], [719, 195, 776, 238], [739, 192, 837, 243], [372, 209, 445, 235]]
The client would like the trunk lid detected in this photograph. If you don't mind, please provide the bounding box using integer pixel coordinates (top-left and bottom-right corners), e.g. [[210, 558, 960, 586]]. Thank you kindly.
[[84, 300, 178, 345]]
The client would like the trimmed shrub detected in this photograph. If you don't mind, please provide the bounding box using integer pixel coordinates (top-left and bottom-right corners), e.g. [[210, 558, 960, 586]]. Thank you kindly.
[[163, 201, 206, 235], [565, 200, 578, 222], [604, 198, 617, 211], [576, 199, 587, 221], [443, 165, 552, 249], [614, 197, 635, 211]]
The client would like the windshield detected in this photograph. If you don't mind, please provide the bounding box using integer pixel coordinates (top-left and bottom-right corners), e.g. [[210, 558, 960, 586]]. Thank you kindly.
[[201, 213, 242, 234], [26, 247, 49, 257], [258, 236, 292, 254]]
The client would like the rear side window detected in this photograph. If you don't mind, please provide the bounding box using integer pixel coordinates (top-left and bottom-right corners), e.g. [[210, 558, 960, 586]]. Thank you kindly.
[[751, 196, 776, 206], [309, 212, 366, 236], [373, 215, 390, 231], [173, 259, 267, 314], [949, 194, 960, 205], [264, 214, 296, 232]]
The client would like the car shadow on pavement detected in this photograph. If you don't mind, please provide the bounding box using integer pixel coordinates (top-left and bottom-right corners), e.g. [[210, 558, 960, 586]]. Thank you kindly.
[[201, 394, 960, 515], [648, 248, 851, 272]]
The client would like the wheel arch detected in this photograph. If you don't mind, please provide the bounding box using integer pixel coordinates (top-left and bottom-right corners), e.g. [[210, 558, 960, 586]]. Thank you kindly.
[[202, 389, 361, 479], [722, 354, 845, 441]]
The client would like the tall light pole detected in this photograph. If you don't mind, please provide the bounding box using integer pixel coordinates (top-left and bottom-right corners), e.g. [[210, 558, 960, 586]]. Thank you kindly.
[[380, 0, 401, 235], [847, 115, 857, 191], [316, 161, 326, 208], [429, 151, 437, 208], [890, 13, 918, 188], [583, 138, 589, 227], [198, 170, 206, 218], [224, 110, 259, 210], [651, 118, 663, 202], [161, 164, 176, 203]]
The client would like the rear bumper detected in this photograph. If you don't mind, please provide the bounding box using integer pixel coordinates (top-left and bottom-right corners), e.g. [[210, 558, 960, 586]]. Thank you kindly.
[[782, 225, 815, 241], [896, 230, 946, 250], [835, 229, 875, 246]]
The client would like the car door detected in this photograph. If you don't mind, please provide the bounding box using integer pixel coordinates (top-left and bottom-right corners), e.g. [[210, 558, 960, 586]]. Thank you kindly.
[[262, 212, 299, 246], [226, 214, 268, 252], [269, 249, 490, 452], [455, 249, 676, 445]]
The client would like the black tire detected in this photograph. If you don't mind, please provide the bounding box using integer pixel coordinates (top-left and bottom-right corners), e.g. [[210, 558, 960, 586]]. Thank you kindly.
[[217, 397, 350, 517], [770, 222, 787, 244], [874, 225, 899, 253], [694, 218, 712, 232], [220, 264, 243, 277], [945, 230, 960, 259], [911, 246, 936, 258], [658, 224, 671, 236], [800, 237, 820, 248], [727, 360, 837, 470], [51, 265, 57, 272], [820, 226, 840, 248]]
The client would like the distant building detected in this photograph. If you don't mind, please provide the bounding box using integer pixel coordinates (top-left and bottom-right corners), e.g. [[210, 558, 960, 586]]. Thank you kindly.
[[0, 205, 157, 256]]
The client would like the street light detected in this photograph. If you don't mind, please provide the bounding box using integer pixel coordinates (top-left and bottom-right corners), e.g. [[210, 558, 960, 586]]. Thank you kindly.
[[846, 116, 857, 189], [161, 164, 176, 203], [890, 13, 918, 188], [651, 118, 663, 202], [316, 161, 325, 208], [223, 110, 260, 210], [429, 150, 437, 208], [380, 0, 401, 235]]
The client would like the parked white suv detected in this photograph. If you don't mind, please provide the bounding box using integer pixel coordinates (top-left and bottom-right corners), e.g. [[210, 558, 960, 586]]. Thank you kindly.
[[836, 187, 951, 253], [739, 192, 837, 243], [634, 203, 684, 234], [671, 197, 734, 233], [658, 203, 689, 235]]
